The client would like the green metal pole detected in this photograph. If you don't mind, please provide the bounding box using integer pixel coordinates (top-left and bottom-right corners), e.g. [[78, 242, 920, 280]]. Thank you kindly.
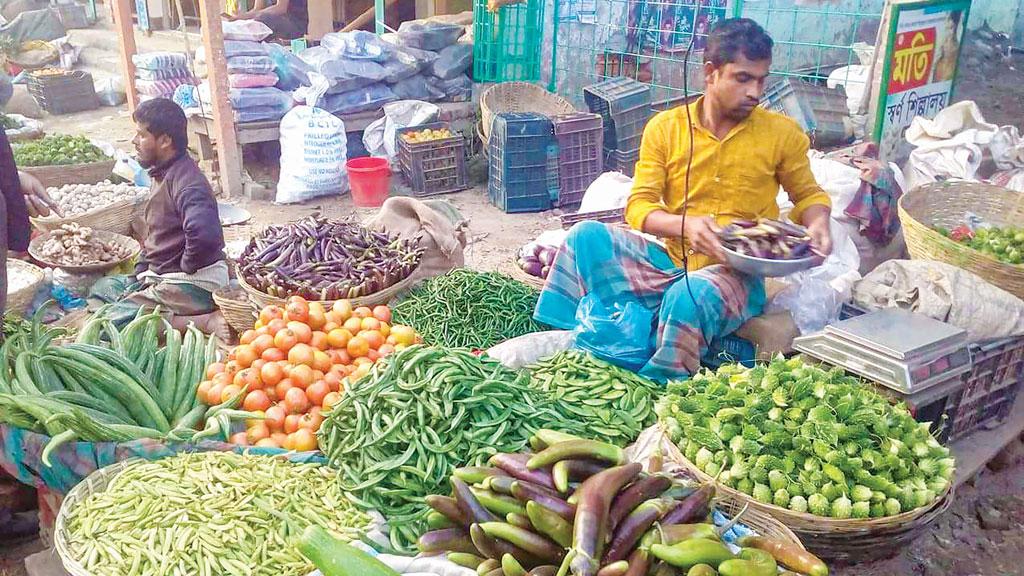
[[549, 0, 560, 91]]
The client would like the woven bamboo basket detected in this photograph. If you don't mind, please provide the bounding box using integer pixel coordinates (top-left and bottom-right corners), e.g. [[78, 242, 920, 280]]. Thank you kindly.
[[31, 190, 151, 237], [237, 264, 421, 311], [508, 256, 547, 290], [661, 426, 953, 562], [6, 259, 45, 316], [21, 159, 116, 189], [713, 497, 805, 549], [28, 230, 141, 275], [480, 82, 575, 143], [54, 458, 140, 576], [213, 285, 258, 335], [899, 180, 1024, 299]]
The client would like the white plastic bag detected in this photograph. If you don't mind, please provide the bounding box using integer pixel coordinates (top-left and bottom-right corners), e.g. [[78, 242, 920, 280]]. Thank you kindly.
[[276, 76, 349, 204], [362, 100, 440, 161], [222, 19, 272, 42], [577, 172, 633, 214], [768, 219, 862, 335], [904, 100, 998, 189], [486, 330, 575, 369]]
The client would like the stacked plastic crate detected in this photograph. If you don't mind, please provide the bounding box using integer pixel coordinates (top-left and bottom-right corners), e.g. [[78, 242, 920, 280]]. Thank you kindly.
[[584, 78, 652, 178], [488, 112, 555, 213], [550, 113, 604, 210], [396, 122, 469, 197]]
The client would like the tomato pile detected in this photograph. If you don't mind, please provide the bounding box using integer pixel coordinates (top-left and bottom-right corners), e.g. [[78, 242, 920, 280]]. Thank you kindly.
[[195, 296, 420, 451]]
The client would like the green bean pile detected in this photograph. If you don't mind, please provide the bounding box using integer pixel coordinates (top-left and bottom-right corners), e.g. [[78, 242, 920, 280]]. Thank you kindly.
[[319, 345, 586, 551], [65, 452, 373, 576], [390, 268, 547, 350], [527, 350, 662, 447]]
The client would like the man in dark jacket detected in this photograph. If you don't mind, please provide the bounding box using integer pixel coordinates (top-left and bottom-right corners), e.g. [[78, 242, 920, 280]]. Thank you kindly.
[[0, 74, 59, 316], [124, 98, 228, 334]]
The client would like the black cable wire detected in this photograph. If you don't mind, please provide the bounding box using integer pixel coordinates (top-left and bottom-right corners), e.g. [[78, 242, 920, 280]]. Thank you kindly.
[[679, 1, 705, 308]]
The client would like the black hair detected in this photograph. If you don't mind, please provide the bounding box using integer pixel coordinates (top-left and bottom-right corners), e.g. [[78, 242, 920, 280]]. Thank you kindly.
[[132, 98, 188, 153], [704, 18, 774, 68]]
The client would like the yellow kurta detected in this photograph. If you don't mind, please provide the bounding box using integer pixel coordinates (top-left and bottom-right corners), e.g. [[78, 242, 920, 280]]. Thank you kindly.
[[624, 97, 832, 271]]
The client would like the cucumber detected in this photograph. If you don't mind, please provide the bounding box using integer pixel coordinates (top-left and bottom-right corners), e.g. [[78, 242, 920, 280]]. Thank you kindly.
[[51, 362, 136, 424], [13, 351, 41, 395], [102, 320, 124, 355], [51, 364, 87, 394], [171, 328, 198, 417], [159, 326, 181, 417], [296, 525, 400, 576], [64, 343, 161, 403]]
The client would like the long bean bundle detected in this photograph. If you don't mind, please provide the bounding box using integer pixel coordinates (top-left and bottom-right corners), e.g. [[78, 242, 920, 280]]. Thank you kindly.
[[527, 351, 662, 447], [391, 269, 546, 350], [319, 345, 586, 551], [64, 452, 373, 576], [239, 216, 422, 300]]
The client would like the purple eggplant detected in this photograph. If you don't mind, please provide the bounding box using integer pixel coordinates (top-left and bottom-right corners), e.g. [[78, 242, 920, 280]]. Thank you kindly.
[[490, 453, 557, 491], [511, 481, 576, 521], [452, 477, 499, 524], [603, 498, 679, 563], [569, 463, 643, 576], [417, 528, 477, 555], [608, 474, 673, 528]]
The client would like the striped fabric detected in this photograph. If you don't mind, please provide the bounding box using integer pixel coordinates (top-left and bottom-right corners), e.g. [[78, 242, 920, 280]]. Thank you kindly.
[[535, 221, 765, 382]]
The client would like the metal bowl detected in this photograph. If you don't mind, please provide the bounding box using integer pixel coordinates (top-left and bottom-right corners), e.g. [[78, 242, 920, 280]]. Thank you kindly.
[[722, 246, 818, 277]]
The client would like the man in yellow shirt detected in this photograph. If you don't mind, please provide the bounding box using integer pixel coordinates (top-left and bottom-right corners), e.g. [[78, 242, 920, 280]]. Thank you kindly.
[[535, 19, 833, 382]]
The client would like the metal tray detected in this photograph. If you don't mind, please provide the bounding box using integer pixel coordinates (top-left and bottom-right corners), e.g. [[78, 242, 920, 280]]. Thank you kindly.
[[824, 309, 967, 361]]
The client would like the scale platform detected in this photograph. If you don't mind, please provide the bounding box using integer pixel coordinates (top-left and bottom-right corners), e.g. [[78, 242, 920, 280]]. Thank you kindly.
[[794, 309, 971, 394]]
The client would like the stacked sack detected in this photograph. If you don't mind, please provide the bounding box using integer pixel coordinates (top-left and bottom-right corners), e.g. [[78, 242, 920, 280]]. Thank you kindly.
[[296, 23, 472, 115], [132, 52, 196, 103], [193, 20, 296, 122]]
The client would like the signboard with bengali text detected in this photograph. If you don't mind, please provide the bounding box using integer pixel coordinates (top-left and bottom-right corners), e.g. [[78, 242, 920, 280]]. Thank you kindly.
[[873, 0, 971, 160]]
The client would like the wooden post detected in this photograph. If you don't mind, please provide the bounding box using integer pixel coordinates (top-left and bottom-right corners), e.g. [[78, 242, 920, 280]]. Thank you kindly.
[[196, 0, 243, 197], [111, 0, 139, 112], [307, 0, 335, 40]]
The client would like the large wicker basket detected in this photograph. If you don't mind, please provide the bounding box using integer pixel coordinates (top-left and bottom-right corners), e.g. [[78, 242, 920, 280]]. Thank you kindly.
[[6, 259, 45, 316], [31, 190, 151, 237], [661, 426, 952, 562], [237, 265, 421, 310], [480, 82, 575, 144], [28, 230, 141, 274], [21, 159, 116, 189], [899, 180, 1024, 299], [213, 284, 258, 335]]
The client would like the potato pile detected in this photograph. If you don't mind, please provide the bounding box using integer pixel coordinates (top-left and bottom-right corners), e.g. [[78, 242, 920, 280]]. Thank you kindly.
[[39, 223, 133, 267], [46, 181, 149, 218]]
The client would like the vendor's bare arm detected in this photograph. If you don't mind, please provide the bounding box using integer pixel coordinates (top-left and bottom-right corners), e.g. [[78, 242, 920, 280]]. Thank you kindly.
[[800, 203, 833, 256]]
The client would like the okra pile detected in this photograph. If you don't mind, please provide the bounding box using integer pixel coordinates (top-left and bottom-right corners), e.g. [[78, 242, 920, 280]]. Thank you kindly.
[[658, 357, 955, 519], [318, 345, 589, 551], [419, 430, 830, 576], [64, 452, 373, 576], [390, 269, 546, 350]]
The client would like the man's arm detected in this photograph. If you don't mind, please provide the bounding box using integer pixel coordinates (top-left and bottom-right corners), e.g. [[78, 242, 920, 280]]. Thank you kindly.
[[0, 131, 30, 252], [176, 186, 224, 274], [777, 127, 833, 255]]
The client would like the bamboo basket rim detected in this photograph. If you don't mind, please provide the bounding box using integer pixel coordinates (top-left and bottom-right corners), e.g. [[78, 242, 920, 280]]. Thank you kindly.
[[658, 423, 952, 532], [898, 200, 1024, 273], [480, 81, 576, 139], [213, 285, 259, 335], [712, 497, 806, 550], [20, 158, 116, 173], [236, 261, 421, 309], [31, 187, 151, 227], [508, 254, 547, 290], [28, 229, 141, 274], [54, 457, 142, 576], [6, 259, 45, 316]]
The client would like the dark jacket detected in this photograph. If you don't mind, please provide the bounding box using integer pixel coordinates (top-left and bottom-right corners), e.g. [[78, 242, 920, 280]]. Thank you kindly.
[[0, 129, 32, 253], [137, 153, 225, 276]]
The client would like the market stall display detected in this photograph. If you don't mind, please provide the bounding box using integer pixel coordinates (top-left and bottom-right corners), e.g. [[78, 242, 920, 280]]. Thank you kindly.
[[0, 310, 223, 456], [55, 451, 374, 576], [32, 182, 152, 236], [938, 225, 1024, 265], [237, 216, 422, 305], [418, 430, 830, 576], [390, 269, 546, 349], [526, 351, 661, 447], [657, 357, 956, 561], [196, 296, 420, 450], [319, 346, 586, 550], [31, 224, 137, 269], [899, 180, 1024, 299], [12, 135, 115, 189]]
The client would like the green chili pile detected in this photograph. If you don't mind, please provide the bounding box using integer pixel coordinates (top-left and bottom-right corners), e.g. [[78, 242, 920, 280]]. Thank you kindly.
[[64, 452, 373, 576], [527, 350, 662, 447], [390, 269, 546, 350], [318, 345, 587, 551]]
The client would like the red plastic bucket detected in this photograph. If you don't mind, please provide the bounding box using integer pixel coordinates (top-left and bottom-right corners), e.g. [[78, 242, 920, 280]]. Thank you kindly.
[[346, 157, 391, 208]]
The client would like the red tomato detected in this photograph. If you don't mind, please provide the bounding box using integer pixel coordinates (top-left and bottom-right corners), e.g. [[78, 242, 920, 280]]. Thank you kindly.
[[246, 423, 271, 444], [251, 334, 276, 356], [289, 344, 316, 368], [372, 306, 392, 323], [196, 381, 213, 404], [261, 347, 286, 363], [305, 381, 331, 407], [229, 432, 249, 446], [270, 432, 289, 447], [260, 362, 285, 387], [275, 378, 296, 401], [290, 364, 315, 390], [243, 390, 272, 412], [220, 384, 242, 405], [255, 438, 279, 448], [284, 387, 310, 414], [284, 414, 302, 434], [290, 428, 317, 452], [298, 411, 323, 432], [205, 362, 226, 379], [264, 405, 287, 431], [322, 391, 343, 412]]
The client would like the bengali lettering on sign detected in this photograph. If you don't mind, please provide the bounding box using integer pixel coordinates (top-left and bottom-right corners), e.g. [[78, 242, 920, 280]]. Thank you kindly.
[[888, 28, 936, 94]]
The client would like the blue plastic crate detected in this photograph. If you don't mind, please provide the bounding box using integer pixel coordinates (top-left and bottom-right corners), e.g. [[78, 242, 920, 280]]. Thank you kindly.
[[488, 112, 554, 213], [703, 335, 757, 369], [584, 77, 652, 116]]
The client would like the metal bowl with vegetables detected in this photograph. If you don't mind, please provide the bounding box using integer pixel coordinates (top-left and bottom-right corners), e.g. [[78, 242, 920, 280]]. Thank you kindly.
[[719, 218, 819, 277]]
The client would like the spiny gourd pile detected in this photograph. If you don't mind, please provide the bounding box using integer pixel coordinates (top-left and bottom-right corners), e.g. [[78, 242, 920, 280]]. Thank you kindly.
[[658, 357, 954, 520]]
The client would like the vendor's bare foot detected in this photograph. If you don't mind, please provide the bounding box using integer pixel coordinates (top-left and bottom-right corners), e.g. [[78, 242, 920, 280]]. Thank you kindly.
[[171, 311, 233, 343]]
